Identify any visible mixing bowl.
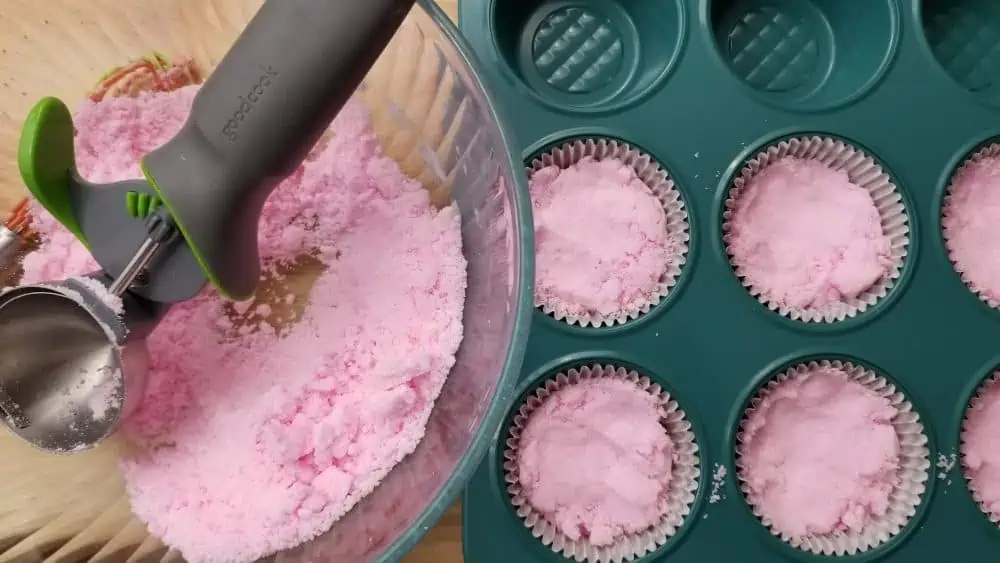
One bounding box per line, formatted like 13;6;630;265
0;0;533;560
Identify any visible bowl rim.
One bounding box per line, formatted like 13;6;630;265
376;1;534;561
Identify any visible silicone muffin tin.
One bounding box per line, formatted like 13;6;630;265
458;0;1000;561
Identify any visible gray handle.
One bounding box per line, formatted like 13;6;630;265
142;0;414;300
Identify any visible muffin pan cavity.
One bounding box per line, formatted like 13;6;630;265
490;0;685;111
708;0;900;111
921;0;1000;106
490;359;704;563
941;137;1000;311
733;357;931;558
720;134;912;325
526;136;691;329
461;1;1000;561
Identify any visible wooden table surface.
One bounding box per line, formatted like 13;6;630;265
401;4;466;563
403;504;463;563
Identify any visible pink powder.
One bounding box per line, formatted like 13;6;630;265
727;157;892;309
962;378;1000;520
70;275;124;316
516;378;673;546
740;367;900;537
22;87;467;562
529;157;675;319
943;156;1000;302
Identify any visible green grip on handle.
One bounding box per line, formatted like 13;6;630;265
16;97;209;305
17;97;89;248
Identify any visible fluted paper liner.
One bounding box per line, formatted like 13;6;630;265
960;371;1000;526
943;143;1000;309
503;364;700;562
722;136;910;323
736;360;930;556
528;138;690;327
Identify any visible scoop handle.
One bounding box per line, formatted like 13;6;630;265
141;0;414;300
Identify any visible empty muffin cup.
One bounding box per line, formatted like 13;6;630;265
735;359;930;556
960;370;1000;526
722;136;910;323
528;138;690;327
502;363;700;562
942;142;1000;309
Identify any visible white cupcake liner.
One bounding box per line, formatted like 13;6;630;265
503;363;700;562
722;136;910;323
735;359;930;556
942;143;1000;309
528;138;690;327
960;370;1000;526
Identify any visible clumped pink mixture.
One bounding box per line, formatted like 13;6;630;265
943;156;1000;302
529;157;675;320
22;86;467;563
962;377;1000;520
516;378;673;546
728;157;892;309
740;367;900;538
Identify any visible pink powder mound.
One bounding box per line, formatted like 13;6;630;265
530;157;676;320
516;377;673;546
740;367;901;538
727;157;892;309
943;156;1000;302
962;378;1000;520
22;87;467;563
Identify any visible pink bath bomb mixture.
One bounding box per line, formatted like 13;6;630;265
962;377;1000;520
740;366;901;538
943;156;1000;302
529;157;676;320
727;157;892;309
516;377;674;546
22;86;467;563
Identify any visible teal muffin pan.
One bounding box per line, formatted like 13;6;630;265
458;0;1000;561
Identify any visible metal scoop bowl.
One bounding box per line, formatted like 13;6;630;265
0;275;163;453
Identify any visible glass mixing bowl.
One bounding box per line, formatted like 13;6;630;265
0;0;533;560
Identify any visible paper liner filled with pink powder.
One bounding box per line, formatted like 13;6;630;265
942;143;1000;309
735;359;929;556
502;363;699;562
527;138;689;327
960;371;1000;526
722;136;910;323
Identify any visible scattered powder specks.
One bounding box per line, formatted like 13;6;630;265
709;463;727;504
727;157;892;309
23;86;467;563
85;368;121;422
529;157;676;321
937;452;957;481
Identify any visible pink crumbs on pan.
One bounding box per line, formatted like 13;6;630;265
22;86;467;563
727;157;893;309
943;155;1000;303
529;157;675;321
